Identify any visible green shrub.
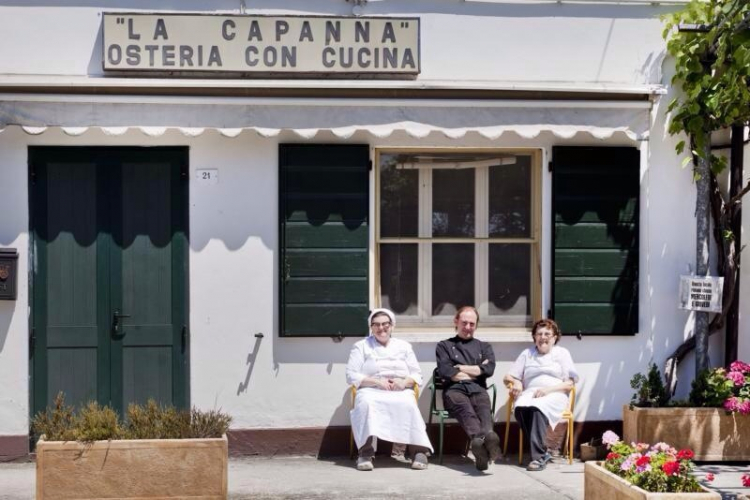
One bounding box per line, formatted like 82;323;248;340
689;368;734;407
74;401;122;442
31;392;77;442
31;393;231;442
630;363;669;408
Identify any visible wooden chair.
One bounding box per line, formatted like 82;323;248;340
503;383;576;465
348;383;420;458
428;367;497;464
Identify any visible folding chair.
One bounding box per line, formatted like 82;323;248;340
428;367;497;464
503;383;576;465
348;383;420;458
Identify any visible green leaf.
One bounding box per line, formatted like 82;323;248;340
676;140;686;154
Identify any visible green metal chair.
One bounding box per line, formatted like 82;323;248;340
428;367;497;464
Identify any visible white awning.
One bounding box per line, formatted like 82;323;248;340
0;94;651;140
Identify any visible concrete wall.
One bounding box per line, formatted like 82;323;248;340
0;0;675;87
0;114;707;435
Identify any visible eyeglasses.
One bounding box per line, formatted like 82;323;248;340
534;331;554;338
370;321;392;330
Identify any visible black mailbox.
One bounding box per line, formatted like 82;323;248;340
0;248;18;300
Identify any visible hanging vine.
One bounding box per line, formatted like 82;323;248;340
662;0;750;391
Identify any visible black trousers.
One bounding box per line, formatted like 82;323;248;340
514;406;550;461
443;389;493;438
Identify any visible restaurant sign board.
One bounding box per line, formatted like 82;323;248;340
103;13;420;76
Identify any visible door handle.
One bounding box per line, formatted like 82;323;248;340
112;309;131;336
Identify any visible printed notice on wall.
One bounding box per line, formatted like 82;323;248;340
678;275;723;313
102;13;420;76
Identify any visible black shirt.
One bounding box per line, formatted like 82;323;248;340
435;335;496;394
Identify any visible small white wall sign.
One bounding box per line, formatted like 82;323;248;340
678;275;723;313
196;169;219;185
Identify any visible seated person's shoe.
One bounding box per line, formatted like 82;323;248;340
356;457;374;471
484;431;501;462
471;437;490;471
411;452;429;470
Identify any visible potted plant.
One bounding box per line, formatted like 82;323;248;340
33;394;231;500
623;361;750;461
584;431;720;499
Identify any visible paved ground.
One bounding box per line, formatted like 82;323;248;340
1;455;748;499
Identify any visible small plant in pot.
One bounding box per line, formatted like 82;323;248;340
33;393;232;500
601;431;703;493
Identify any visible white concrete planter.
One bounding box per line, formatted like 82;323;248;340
623;406;750;461
584;462;720;500
36;434;228;500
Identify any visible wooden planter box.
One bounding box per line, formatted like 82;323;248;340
623;406;750;461
36;434;228;500
585;461;720;500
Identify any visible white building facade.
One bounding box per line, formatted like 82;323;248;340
0;0;747;458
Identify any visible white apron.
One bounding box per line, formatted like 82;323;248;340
350;388;433;451
510;345;578;430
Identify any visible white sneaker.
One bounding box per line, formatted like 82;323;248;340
357;457;374;471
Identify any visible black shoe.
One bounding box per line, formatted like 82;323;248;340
484;431;501;462
471;437;489;471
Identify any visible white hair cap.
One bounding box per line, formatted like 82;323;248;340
368;308;396;328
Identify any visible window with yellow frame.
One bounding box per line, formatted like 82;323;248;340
375;148;541;328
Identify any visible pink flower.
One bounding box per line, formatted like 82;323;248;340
602;430;619;447
635;442;650;453
727;370;745;387
739;400;750;415
705;473;715;482
729;360;750;374
724;397;740;412
742;474;750;487
651;442;672;452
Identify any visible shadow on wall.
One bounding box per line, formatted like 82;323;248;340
0;301;14;353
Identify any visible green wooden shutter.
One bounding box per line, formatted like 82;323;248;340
551;146;639;335
279;144;369;337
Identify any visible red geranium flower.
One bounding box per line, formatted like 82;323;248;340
742;474;750;487
661;461;679;476
705;473;715;482
676;449;694;460
636;455;651;467
606;452;620;461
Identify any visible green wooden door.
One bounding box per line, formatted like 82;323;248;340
30;148;189;417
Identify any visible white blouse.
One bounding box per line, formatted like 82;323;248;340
346;336;423;388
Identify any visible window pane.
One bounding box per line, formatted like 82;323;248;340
488;244;531;324
433;169;475;237
380;155;419;237
432;244;474;315
380;244;418;316
489;156;531;237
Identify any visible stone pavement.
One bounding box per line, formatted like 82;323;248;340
0;455;748;499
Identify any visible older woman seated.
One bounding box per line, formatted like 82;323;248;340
346;308;433;471
503;319;578;471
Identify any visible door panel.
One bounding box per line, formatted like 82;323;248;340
30;148;188;418
117;160;179;410
38;161;102;411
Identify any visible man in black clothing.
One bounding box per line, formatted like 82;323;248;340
435;306;501;471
